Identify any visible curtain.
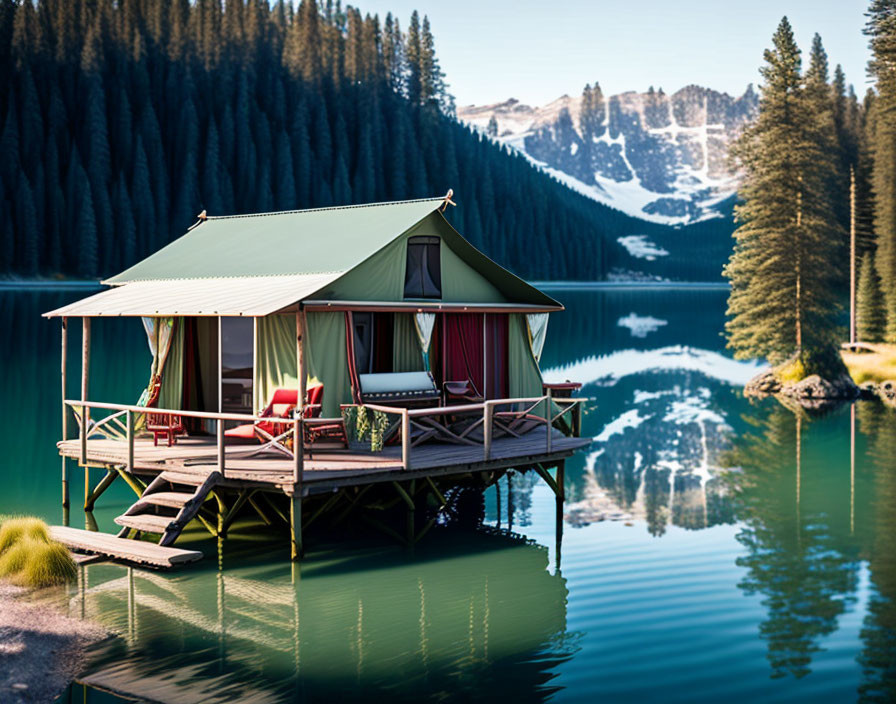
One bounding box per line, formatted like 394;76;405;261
526;313;549;363
256;314;298;413
444;313;484;397
485;314;509;399
393;313;425;372
138;317;183;410
414;312;436;370
305;312;353;417
508;314;543;406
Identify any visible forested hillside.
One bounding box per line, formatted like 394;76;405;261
0;0;705;283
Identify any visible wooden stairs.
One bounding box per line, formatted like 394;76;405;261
115;470;221;547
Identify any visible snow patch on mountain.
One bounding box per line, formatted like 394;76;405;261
458;85;757;225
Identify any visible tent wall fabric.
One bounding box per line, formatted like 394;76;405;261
305;312;353;417
485;314;509;399
255;314;298;413
393;314;425;373
508;314;544;401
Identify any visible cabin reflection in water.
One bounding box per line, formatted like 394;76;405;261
67;532;574;703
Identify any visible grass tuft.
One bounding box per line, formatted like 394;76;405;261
17;540;77;587
0;517;77;588
776;358;806;384
0;517;51;554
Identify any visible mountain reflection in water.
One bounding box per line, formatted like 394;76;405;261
1;288;894;702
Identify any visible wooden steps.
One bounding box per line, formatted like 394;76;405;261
115;470;221;546
134;491;196;509
49;526;202;568
115;514;177;534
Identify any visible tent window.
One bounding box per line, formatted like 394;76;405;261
353;312;375;374
404;236;441;299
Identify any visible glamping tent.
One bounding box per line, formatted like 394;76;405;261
45;194;562;434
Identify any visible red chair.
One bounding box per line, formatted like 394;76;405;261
225;385;324;458
144;375;186;446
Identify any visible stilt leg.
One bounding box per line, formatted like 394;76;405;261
62;457;69;511
555;461;565;572
290;494;303;560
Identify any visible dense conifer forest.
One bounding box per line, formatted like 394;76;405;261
0;0;709;282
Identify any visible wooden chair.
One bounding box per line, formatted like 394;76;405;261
144;376;186;446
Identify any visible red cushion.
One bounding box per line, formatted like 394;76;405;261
224;423;259;440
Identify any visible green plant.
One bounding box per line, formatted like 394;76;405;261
0;517;50;554
18;541;77;587
343;406;392;452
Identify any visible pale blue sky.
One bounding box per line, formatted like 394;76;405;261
353;0;873;106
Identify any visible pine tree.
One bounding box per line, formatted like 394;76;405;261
866;0;896;340
724;18;842;367
857;252;887;342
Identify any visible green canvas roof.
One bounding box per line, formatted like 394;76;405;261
87;195;561;312
105;198;446;284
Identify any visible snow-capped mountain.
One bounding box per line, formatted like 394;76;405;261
458;85;758;225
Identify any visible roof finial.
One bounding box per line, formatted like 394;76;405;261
440;189;456;212
198;209;207;221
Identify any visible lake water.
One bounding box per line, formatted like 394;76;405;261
1;286;894;703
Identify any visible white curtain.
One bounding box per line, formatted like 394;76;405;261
526;313;549;363
138;317;175;406
414;312;436;353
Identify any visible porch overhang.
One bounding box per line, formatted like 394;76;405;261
42;273;343;318
297;300;564;314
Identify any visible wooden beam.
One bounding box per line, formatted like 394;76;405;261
80;316;90;466
533;463;560;498
114;467;146;498
84;469;117;511
296;309;306;411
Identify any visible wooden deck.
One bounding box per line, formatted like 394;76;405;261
58;427;590;496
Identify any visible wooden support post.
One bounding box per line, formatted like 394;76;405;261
217;421;225;480
84;469;117;511
483;403;493;461
115;467;146;498
555;460;565;572
293;417;304;485
290;494;303;560
296;310;307;411
61;318;69;510
80;317;90;467
850;166;856;345
401;409;411;470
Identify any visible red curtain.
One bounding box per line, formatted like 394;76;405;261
485;314;508;399
444;313;484;398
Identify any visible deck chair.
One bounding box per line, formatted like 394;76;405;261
225;385;324;458
145;376;186;446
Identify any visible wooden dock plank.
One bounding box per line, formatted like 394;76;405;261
49;526;203;568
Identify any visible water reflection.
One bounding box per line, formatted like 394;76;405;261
69;532;576;703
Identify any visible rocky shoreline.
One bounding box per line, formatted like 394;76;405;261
0;582;108;703
745;366;896;410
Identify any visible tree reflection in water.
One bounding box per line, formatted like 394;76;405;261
723;401;861;680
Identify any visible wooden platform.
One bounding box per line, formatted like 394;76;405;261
58;428;590;496
49;526;203;568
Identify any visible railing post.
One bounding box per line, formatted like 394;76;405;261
483;402;493;461
217;421;225;479
545;389;553;454
126;410;134;474
80;403;87;466
293;416;304;484
401;409;411;470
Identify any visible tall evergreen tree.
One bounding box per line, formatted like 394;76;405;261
866;0;896;340
724;18;842;366
857;252;887;342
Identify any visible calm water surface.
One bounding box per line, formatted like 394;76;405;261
1;286;894;703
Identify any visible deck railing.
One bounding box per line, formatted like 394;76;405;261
64;400;304;484
64;393;587;475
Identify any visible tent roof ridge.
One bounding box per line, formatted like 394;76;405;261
102;271;345;285
204;196;445;221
